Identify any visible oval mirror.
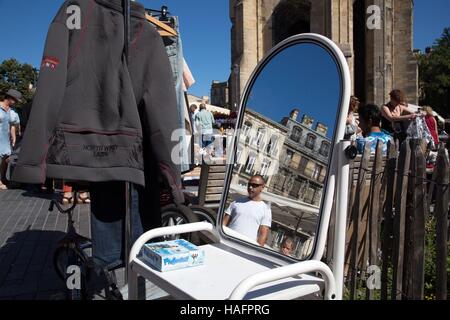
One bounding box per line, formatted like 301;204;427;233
219;34;349;261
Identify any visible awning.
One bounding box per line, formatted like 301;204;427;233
188;94;230;116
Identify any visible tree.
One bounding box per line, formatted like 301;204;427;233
419;28;450;118
0;58;39;108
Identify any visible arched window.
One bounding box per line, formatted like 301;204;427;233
290;126;302;143
319;142;330;157
305;134;316;150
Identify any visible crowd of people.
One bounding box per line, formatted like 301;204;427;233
346;89;444;168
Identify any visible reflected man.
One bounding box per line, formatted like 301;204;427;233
223;175;272;246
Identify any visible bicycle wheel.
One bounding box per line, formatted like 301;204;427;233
160;204;201;244
189;206;219;244
189;205;217;225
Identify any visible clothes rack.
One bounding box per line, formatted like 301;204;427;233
145;6;178;37
123;0;132;287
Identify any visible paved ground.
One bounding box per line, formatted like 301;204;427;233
0;187;173;300
0;188;93;300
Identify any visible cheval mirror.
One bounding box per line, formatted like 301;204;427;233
219;34;349;263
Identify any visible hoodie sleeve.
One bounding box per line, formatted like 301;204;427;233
13;21;69;184
142;32;184;203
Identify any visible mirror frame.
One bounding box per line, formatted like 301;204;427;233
216;33;351;263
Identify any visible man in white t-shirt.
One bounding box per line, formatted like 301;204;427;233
223;175;272;246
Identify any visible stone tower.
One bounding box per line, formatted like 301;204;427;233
229;0;418;110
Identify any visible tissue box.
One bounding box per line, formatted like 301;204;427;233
140;239;205;272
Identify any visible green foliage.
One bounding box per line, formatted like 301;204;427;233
0;58;38;108
419;27;450;118
344;214;448;300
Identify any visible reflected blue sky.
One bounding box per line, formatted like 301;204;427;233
245;43;341;138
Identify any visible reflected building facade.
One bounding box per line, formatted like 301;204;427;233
230;108;331;259
270;109;331;207
231;108;287;188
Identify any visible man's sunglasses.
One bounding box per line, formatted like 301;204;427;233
248;183;264;188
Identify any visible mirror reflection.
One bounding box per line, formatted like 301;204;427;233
222;42;341;259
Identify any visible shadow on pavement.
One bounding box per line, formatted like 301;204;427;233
0;229;107;300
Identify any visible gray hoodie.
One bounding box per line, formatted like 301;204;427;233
13;0;181;193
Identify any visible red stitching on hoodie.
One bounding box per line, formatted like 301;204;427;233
131;21;144;50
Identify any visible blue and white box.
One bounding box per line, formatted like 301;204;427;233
141;239;205;272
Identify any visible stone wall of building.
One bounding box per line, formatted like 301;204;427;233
229;0;418;110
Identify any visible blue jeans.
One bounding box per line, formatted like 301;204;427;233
90;181;161;270
164;17;190;173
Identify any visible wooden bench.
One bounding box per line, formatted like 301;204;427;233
197;163;227;210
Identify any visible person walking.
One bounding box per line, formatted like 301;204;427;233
195;103;215;150
0;89;22;189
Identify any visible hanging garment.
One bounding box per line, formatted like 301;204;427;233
162;16;191;173
425;115;439;147
407;116;436;149
12;0;181;192
183;58;196;92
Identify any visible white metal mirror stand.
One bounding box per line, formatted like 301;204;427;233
125;144;350;300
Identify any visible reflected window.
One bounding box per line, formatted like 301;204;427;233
283;149;294;166
254;128;266;148
312;164;323;180
235;147;243;167
319;142;330;157
304;185;320;205
244;154;257;174
289;179;302;198
290;126;302;143
260;160;271;177
242;121;253;140
298;157;309;175
305;134;316;149
274;173;286;191
266;135;279;155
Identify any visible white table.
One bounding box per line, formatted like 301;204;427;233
128;222;336;300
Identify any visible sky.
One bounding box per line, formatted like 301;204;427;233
247;43;340;138
0;0;448;99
